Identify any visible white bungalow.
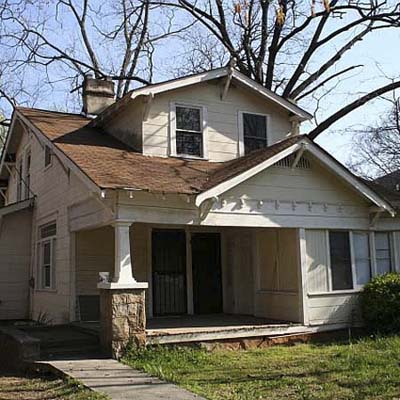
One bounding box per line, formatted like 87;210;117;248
0;67;398;354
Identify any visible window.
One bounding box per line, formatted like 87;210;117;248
241;112;268;154
353;232;371;286
37;222;56;290
375;232;392;275
24;150;31;200
45;145;52;167
174;105;204;157
16;159;23;202
329;231;353;290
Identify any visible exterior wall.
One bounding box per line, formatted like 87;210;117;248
104;100;144;151
6;127;98;324
140;82;293;161
0;209;32;319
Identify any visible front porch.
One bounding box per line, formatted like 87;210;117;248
72;221;308;355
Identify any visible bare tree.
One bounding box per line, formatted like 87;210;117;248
157;0;400;139
0;0;189;115
350;94;400;178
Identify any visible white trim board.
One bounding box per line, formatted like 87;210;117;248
195;139;396;217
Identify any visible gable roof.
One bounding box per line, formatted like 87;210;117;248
5;107;396;217
93;67;312;127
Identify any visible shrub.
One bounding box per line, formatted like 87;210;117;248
360;272;400;333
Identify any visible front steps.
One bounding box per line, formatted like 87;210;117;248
21;325;101;360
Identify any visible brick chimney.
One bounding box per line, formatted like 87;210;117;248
82;74;115;116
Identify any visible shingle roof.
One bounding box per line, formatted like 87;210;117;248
17;107;304;194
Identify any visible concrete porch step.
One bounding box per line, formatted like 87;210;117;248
146;323;307;345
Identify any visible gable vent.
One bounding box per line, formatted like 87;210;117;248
273;154;311;169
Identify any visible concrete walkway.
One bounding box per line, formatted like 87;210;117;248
43;358;205;400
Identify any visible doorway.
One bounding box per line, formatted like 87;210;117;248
152;229;187;315
191;232;223;314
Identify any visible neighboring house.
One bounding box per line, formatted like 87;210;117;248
0;67;398;339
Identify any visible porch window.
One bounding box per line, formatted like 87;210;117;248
353;232;371;287
241;112;268;154
329;231;353;290
37;222;57;290
375;232;392;275
173;105;205;158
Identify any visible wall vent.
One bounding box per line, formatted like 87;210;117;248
273;154;311;169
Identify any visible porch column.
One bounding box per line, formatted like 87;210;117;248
298;228;309;325
98;221;148;359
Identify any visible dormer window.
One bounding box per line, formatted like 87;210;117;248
170;103;208;159
239;112;269;155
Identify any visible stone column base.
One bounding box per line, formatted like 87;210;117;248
99;287;147;359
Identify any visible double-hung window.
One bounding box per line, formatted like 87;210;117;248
240;112;268;154
353;232;372;287
375;232;392;275
37;222;57;290
172;105;205;158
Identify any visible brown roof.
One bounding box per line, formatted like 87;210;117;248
16;107;305;194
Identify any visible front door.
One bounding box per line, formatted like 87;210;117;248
191;233;223;314
152;229;187;316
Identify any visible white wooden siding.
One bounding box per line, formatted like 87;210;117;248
105;100;144;151
141;82;293;161
0;209;32;319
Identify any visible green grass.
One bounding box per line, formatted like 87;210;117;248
0;370;108;399
123;335;400;400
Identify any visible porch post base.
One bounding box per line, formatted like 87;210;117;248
99;286;147;359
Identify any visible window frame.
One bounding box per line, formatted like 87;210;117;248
37;221;57;291
238;110;270;156
44;145;52;169
374;231;394;275
169;102;208;159
309;229;396;296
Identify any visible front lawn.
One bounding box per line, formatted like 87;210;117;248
0;370;107;400
124;335;400;400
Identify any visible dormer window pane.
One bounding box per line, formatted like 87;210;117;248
175;106;203;157
243;113;267;154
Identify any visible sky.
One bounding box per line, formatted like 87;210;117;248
1;2;399;170
310;27;400;166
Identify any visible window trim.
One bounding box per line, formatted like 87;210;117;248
37;221;57;291
238;110;270;156
169;102;208;159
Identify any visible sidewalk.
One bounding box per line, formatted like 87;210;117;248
41;358;205;400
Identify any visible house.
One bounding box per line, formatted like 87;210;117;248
0;67;398;355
